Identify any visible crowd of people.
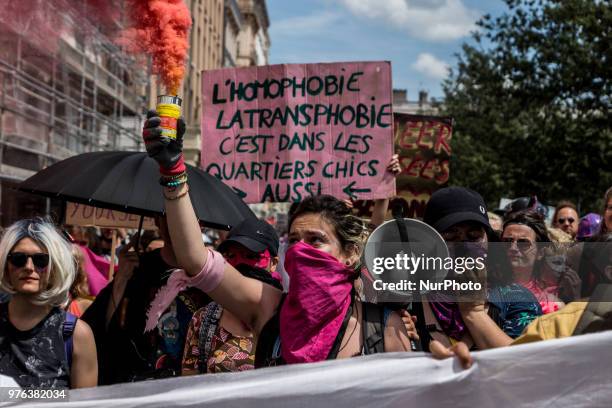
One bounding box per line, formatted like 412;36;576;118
0;111;610;390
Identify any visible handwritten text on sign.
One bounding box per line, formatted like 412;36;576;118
352;114;452;219
395;113;452;218
201;61;396;203
65;202;157;230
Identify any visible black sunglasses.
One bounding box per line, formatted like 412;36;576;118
7;252;50;269
557;217;575;225
502;238;534;252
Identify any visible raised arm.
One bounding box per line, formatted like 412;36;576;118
370;154;401;228
370;199;389;229
143;111;281;333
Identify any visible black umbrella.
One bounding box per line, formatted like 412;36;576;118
18;151;255;230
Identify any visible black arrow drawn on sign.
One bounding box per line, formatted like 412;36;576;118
343;181;371;200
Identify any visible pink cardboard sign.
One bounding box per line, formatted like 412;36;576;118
201;61;395;203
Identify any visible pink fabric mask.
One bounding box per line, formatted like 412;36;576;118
280;241;355;364
226;248;271;270
225;247;282;283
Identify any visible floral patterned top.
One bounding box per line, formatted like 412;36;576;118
487;283;543;338
182;304;255;374
522;279;564;315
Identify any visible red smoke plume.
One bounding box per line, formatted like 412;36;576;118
0;0;191;94
0;0;66;54
124;0;192;95
0;0;122;57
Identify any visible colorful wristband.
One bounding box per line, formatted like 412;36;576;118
159;172;188;187
160;155;186;177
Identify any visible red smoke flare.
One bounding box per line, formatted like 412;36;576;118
124;0;192;95
0;0;124;59
0;0;66;54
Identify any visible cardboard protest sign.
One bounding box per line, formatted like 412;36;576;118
394;113;452;217
352;113;452;219
201;61;395;203
65;202;157;229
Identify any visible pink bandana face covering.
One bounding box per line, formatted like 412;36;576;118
225;247;283;283
280;242;356;364
224;247;272;270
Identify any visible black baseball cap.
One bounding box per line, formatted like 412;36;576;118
424;187;492;233
503;196;548;219
218;218;279;256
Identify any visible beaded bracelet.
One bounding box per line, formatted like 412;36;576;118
159;173;188;187
160;179;187;187
165;179;187;187
161;172;187;181
163;185;189;201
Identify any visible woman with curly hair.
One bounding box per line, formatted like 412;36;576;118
142;112;412;367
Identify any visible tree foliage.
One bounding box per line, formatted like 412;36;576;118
444;0;611;212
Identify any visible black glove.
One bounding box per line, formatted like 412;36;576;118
142;110;186;174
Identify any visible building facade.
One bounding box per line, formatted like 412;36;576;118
236;0;270;67
392;89;443;115
0;0;270;225
223;0;244;67
0;1;148;226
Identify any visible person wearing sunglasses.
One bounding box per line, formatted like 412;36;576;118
502;210;572;314
0;218;97;389
552;200;580;239
437;231;612;369
422;188;542;354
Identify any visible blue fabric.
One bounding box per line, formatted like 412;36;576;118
488;283;543;338
383;307;392;327
63;312;78;369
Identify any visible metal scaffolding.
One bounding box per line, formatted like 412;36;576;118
0;0;151;225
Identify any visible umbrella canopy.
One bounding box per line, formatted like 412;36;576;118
18;151;255;230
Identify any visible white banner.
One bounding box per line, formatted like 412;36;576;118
17;331;612;408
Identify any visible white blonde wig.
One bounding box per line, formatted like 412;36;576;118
0;218;76;306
